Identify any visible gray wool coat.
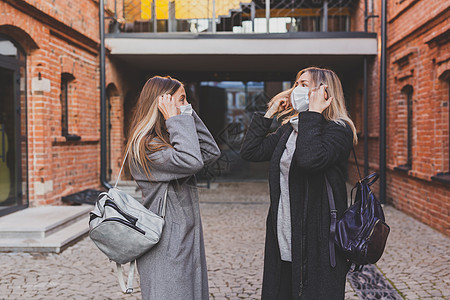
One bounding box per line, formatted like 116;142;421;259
130;111;220;300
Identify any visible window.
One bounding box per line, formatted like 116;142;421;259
447;79;449;173
60;73;79;140
432;78;450;183
406;86;413;168
236;92;246;108
395;85;413;171
227;92;234;108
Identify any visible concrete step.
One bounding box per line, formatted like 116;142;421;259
0;217;90;253
0;205;92;239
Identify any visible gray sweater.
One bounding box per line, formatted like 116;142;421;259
277;116;299;262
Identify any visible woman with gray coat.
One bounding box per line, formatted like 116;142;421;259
241;67;358;299
126;76;221;300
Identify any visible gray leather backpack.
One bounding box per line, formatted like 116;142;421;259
89;149;168;293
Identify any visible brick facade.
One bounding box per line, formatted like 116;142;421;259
349;0;449;235
0;0;128;206
1;0;448;235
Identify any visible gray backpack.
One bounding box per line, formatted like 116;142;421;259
89;149;168;293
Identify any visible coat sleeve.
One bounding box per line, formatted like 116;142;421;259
146;114;205;181
240;112;285;162
293;111;353;172
192;110;221;166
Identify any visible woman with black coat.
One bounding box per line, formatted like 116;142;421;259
241;67;358;299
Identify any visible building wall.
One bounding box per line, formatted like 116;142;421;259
0;0;127;206
349;0;449;235
385;0;449;234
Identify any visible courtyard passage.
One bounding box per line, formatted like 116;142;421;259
0;182;449;299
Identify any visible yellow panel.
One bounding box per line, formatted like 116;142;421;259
141;0;152;19
156;0;169;19
0;124;10;203
175;0;210;19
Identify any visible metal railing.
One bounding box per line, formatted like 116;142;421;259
117;0;356;34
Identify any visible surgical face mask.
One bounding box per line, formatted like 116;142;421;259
179;103;193;115
290;86;309;112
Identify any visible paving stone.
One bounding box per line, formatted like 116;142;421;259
0;182;448;299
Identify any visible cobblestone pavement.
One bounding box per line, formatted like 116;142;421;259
0;182;448;299
375;205;449;299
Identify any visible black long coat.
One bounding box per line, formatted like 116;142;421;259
240;112;353;300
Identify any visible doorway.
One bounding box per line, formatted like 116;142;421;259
0;36;28;216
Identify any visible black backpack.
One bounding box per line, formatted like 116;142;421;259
325;149;390;271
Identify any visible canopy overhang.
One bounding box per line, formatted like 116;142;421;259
106;32;377;79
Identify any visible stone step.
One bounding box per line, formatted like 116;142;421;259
0;205;92;239
0;217;90;253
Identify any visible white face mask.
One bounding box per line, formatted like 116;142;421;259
290;86;309;112
179;103;193;115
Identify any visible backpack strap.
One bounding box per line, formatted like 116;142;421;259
352;147;362;180
115;147;130;188
324;176;337;268
116;147;169;219
116;260;136;294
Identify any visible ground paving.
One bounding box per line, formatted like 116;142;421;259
0;182;448;299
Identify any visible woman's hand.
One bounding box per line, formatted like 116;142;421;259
309;85;333;114
265;88;292;118
158;94;178;120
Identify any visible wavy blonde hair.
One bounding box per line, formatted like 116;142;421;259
276;67;357;145
125;76;182;179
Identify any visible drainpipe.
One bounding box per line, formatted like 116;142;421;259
379;0;387;203
363;57;369;176
99;0;112;189
363;0;369;176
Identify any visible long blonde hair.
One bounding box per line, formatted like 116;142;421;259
277;67;358;145
125;76;182;179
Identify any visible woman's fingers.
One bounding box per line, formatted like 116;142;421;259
158;94;178;120
309;86;332;113
265;89;293;118
280;97;290;109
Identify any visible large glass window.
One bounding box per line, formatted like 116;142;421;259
197;81;282;181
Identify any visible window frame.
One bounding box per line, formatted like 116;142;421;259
60;73;80;141
431;77;450;184
394;85;414;172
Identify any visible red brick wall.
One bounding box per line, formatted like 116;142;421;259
385;0;449;234
1;0;127;206
349;0;449;235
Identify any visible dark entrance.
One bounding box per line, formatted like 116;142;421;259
0;36;28;216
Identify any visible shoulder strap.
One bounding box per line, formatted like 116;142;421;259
115;147;130;188
116;147;169;218
116;260;136;294
324;176;337;268
352;147;362;180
